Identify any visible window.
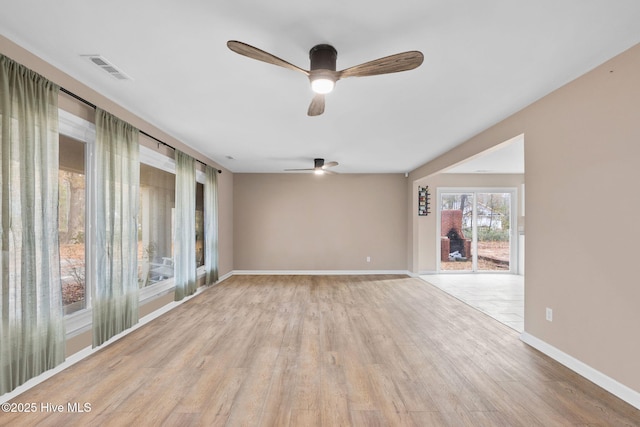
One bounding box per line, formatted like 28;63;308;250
196;182;205;268
59;135;87;315
58;114;208;320
58;110;94;319
137;147;207;290
58;111;210;334
138;162;176;287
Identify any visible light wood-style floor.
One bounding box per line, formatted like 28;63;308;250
4;275;639;426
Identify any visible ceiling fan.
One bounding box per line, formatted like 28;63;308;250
227;40;424;116
285;158;339;175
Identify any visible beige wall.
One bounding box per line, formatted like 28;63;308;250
409;43;640;393
234;173;407;271
416;173;524;272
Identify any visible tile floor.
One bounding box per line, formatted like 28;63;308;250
420;274;524;332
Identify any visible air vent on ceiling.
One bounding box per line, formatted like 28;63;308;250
82;54;133;81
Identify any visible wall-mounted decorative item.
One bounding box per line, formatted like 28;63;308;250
418;186;430;216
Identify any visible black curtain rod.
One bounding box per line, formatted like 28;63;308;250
60;87;221;173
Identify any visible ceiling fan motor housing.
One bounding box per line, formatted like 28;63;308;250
309;44;337;71
226;40;423;116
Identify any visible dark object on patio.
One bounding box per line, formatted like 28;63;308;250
441;210;471;262
447;229;466;257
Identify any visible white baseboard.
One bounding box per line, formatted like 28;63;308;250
520;332;640;410
232;269;411;276
217;271;233;282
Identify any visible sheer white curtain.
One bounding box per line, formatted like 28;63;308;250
0;55;65;395
93;108;140;347
174;150;196;301
204;165;219;285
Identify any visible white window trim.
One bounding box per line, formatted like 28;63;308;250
139;145;205;184
59;109;96;142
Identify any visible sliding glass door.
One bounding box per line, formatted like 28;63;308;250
439;189;515;273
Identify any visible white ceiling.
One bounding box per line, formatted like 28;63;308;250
1;1;639;173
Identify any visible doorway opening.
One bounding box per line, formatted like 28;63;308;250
417;134;525;331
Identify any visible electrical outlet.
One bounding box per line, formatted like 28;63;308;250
546;308;553;322
366;256;371;263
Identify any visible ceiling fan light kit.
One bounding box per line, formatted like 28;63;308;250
310;72;336;94
227;40;423;116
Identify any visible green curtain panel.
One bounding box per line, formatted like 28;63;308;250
174;150;196;301
93;108;140;348
0;55;65;395
204;165;219;285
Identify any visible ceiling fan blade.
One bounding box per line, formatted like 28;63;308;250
323;161;338;168
307;94;325;116
338;51;424;79
227;40;309;76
